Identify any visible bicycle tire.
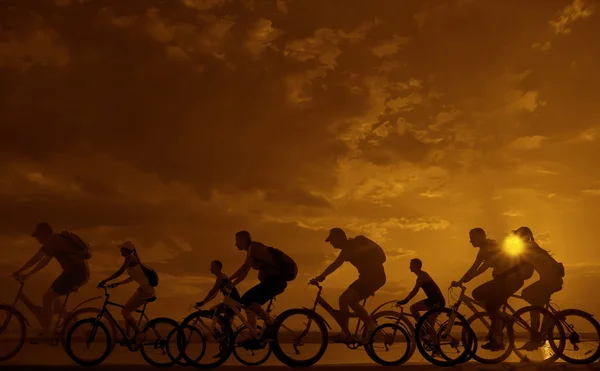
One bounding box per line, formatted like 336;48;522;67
139;317;181;367
512;305;565;364
364;310;417;360
367;323;412;366
177;310;234;369
166;324;200;366
555;308;600;364
466;311;515;364
65;318;112;366
60;307;117;353
232;325;272;366
414;307;474;367
270;308;329;368
438;319;475;365
0;305;26;362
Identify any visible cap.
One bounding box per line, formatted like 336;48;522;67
31;222;53;237
512;226;533;238
325;227;346;242
117;241;136;251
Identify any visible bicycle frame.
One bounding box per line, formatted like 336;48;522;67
305;283;365;334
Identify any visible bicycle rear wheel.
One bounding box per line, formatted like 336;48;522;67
512;305;565;364
0;305;26;362
177;310;233;369
555;309;600;364
271;308;329;368
139;317;181;367
65;318;112;366
367;323;412;365
415;307;474;367
232;325;272;366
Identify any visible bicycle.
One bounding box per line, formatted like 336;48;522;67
170;296;277;367
271;281;412;367
0;277;110;362
505;294;600;364
64;284;180;367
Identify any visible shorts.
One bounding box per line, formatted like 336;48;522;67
521;277;563;306
51;270;89;296
349;270;387;300
423;297;445;309
124;285;155;312
472;274;524;312
240;277;287;307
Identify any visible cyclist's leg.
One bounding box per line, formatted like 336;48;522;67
39;273;72;339
123;285;154;341
240;280;286;338
342;275;384;338
522;277;562;341
410;300;430;320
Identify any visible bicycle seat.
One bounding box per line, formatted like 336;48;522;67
147;296;157;303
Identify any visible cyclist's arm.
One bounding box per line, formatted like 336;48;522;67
13;250;48;275
199;278;221;304
100;259;129;284
24;255;53;277
458;253;486;284
116;277;134;285
402;277;423;302
316;253;345;281
230;248;253;284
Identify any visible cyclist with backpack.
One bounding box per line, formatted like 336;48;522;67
310;227;387;344
98;241;157;345
12;222;91;343
511;226;565;350
230;230;297;348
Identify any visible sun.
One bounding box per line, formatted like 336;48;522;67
503;235;525;256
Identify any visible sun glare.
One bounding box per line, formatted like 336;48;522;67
503;235;524;256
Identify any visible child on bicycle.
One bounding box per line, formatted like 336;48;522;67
397;258;445;318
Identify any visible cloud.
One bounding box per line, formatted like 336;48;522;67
181;0;227;11
549;0;594;35
0;25;70;70
245;18;282;57
581;189;600;196
98;7;138;28
501;211;526;217
509;135;548;150
531;41;551;51
372;35;411;58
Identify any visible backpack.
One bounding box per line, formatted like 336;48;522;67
266;246;298;282
352;235;387;265
141;264;159;287
60;231;92;260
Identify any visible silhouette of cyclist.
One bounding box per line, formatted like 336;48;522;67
511;226;565;350
196;260;241;322
230;231;287;348
397;258;445;319
452;228;532;351
12;222;90;343
311;227;387;344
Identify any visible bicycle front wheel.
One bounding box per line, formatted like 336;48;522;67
554;309;600;364
512;305;565;364
0;305;26;362
466;311;515;364
367;323;412;365
60;307;117;353
139;317;181;367
177;310;233;369
65;318;112;366
415;307;474;367
271;308;328;368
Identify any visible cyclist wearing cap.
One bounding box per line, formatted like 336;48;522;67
311;227;387;343
452;228;531;351
511;226;565;350
397;258;445;318
98;241;154;345
12;222;90;342
229;231;287;348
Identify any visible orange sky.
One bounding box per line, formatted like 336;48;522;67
1;0;599;324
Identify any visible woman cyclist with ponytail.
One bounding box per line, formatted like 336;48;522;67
98;241;155;346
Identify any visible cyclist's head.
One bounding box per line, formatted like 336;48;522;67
469;228;487;247
31;222;53;244
117;241;135;257
211;260;223;274
410;258;423;272
325;227;347;249
235;230;252;251
513;226;534;243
